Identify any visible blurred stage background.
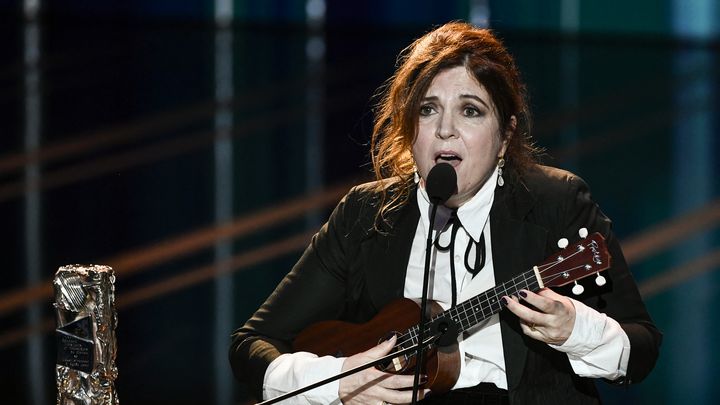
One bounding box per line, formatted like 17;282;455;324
0;0;718;403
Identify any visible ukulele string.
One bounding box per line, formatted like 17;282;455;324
534;241;593;275
391;241;597;352
393;269;540;351
539;264;595;284
533;240;601;286
393;255;566;350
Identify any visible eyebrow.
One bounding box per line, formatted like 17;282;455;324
422;94;491;110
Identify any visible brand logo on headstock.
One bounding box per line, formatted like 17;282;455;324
589;240;603;265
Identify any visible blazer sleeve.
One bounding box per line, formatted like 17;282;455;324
556;174;662;384
228;187;365;400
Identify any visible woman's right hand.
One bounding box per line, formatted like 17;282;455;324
338;335;431;405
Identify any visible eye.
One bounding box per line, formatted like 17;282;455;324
419;104;436;116
463;105;483;117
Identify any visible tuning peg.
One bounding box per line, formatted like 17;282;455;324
578;228;588;238
557;238;569;249
595;273;606;286
572;281;584;295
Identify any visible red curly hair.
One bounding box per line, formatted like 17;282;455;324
370;21;537;226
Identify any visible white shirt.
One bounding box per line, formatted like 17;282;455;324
405;167;507;389
262;169;631;403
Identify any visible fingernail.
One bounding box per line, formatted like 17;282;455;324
519;290;527;298
501;297;508;306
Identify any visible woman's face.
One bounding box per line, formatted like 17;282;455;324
412;66;509;207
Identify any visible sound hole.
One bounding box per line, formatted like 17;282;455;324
375;331;410;373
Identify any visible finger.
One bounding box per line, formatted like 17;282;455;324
526;290;576;326
366;334;397;358
379;386;432;404
518;289;558;314
502;295;543;326
380;373;427;390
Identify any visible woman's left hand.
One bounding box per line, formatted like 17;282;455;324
503;288;575;345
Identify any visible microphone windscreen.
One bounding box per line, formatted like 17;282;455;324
425;163;457;204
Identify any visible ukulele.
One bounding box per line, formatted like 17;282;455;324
293;229;611;394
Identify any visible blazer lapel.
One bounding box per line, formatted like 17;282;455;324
490;171;549;390
361;188;421;311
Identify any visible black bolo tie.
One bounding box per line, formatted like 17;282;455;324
433;210;486;307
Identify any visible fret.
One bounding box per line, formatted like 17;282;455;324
396;232;609;358
451;307;466;331
481;290;494;315
470;300;480;324
424;247;590;334
408;327;417;346
455;306;468;330
429;268;539;335
501;281;510;297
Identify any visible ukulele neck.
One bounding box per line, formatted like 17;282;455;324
400;233;609;348
404;268;541;344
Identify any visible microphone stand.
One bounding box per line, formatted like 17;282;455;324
260;163;455;405
256;333;441;405
258;200;446;405
411;199;441;404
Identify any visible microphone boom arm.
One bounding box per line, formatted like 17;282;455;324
256;333;441;405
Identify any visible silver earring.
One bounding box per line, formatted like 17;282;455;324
497;157;505;187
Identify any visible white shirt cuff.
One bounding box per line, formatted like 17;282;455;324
263;352;345;404
549;298;631;380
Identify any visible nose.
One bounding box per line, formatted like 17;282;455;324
436;111;456;140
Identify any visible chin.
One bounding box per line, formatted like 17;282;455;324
444;195;463;208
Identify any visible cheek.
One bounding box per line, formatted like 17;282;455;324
411;132;433;166
411;143;429;177
462;135;501;175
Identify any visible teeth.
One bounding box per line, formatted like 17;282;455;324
437;154;460;161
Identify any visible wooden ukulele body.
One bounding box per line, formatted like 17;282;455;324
293;298;461;393
292;232;611;396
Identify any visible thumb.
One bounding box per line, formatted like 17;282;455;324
365;334;397;358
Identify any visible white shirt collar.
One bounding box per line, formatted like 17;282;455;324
417;166;498;242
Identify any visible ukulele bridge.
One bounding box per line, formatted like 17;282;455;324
376;331;413;373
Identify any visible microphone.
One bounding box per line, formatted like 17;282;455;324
425;162;457;204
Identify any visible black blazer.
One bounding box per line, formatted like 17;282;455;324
230;165;661;404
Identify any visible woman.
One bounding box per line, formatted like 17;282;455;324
230;21;661;404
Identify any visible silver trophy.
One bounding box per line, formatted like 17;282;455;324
54;264;119;405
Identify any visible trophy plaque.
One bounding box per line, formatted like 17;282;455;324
54;264;118;405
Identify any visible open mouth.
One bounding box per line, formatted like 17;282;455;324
435;152;462;165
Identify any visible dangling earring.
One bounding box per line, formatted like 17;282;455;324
497;156;505;187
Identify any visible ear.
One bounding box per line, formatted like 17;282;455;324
500;115;517;157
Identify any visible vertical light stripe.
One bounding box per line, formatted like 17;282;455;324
560;0;580;33
306;0;326;28
305;1;326;229
215;0;233;27
672;0;718;40
469;0;491;28
669;47;714;403
213;26;234;405
24;0;40;19
559;0;579;170
24;16;47;405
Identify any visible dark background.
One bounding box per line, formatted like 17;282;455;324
0;0;718;403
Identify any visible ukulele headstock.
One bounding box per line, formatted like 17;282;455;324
536;228;611;295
